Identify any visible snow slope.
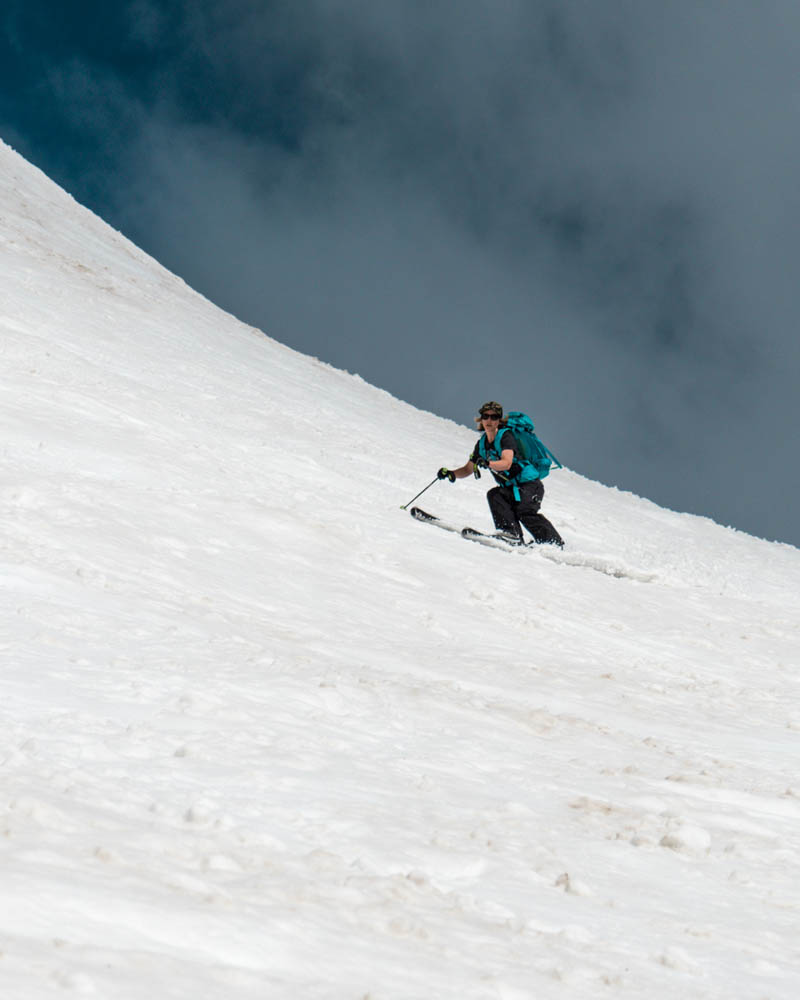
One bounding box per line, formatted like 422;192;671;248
1;137;799;999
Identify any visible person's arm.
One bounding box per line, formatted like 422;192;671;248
436;459;473;482
450;459;475;479
491;448;515;473
450;444;513;478
486;430;516;473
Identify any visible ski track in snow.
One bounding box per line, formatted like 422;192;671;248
2;138;800;998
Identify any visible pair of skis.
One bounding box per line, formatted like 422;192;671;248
410;506;657;583
409;507;527;551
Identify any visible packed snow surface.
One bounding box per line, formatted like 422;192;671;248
1;138;799;999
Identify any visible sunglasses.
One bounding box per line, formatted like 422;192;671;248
481;413;501;421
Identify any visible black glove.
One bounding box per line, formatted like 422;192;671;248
437;467;456;483
473;456;489;470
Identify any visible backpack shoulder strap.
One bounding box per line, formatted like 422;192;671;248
477;432;499;460
484;431;511;460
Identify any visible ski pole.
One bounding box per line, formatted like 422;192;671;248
400;476;440;510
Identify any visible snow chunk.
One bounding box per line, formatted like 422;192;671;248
660;823;712;854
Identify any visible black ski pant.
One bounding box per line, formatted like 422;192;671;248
487;480;564;546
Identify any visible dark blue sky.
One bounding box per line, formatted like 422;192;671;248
3;0;800;546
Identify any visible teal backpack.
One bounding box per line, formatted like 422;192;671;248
477;411;562;495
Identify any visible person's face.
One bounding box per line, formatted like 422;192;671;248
481;411;501;430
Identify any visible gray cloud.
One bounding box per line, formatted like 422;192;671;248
30;0;800;543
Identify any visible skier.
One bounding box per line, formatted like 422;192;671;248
437;401;564;546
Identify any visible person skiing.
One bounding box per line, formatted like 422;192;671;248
437;401;564;546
